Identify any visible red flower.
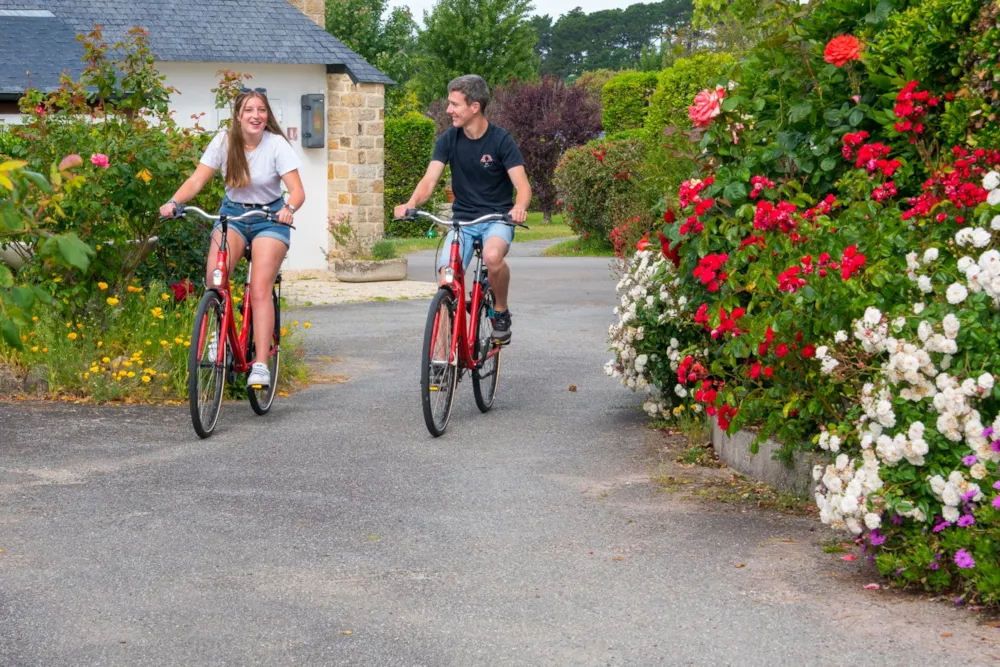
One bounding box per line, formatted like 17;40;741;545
171;279;195;302
801;344;816;359
658;231;681;268
636;235;650;251
824;35;862;68
775;344;789;358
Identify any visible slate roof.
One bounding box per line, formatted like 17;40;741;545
0;13;84;95
0;0;392;94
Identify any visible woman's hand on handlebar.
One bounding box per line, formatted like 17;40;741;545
159;201;178;218
276;206;295;226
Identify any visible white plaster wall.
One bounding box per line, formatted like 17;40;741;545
158;62;329;270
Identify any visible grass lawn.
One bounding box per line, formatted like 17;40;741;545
386;212;575;255
541;235;615;257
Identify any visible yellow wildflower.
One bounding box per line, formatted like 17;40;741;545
77;323;83;329
280;327;288;337
127;371;136;378
42;347;48;353
141;375;151;383
97;341;103;348
304;322;311;329
150;307;163;319
123;361;133;368
127;285;143;293
102;357;110;363
183;341;191;347
174;337;183;344
67;332;78;340
145;340;151;346
95;244;102;251
160;340;168;346
107;297;120;306
30;346;39;353
292;320;299;326
136;168;152;183
161;293;170;301
84;372;90;379
20;335;27;343
98;282;108;291
90;366;99;373
32;316;38;322
65;322;72;328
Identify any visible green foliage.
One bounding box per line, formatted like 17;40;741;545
539;1;694;79
553;136;652;248
412;0;538;106
384;112;436;237
602;71;658;134
369;239;398;260
572;69;624;101
325;0;418;115
867;0;982;86
645;52;733;137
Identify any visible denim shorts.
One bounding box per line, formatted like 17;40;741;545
437;221;514;270
215;196;291;247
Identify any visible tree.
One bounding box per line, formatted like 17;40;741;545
326;0;419;115
412;0;538;106
530;14;553;64
488;77;603;222
541;1;694;79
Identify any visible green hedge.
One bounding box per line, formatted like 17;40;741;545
601;71;658;135
384;112;436;237
644;53;733;138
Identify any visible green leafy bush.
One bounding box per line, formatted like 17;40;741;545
369;239;398;260
601;71;658;135
553;136;652;249
384;111;436;237
644;52;733;138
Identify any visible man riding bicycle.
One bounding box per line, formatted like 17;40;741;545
394;74;531;345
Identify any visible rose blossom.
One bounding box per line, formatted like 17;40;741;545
688;87;725;128
90;153;110;169
824;35;862;68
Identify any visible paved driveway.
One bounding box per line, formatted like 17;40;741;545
0;246;995;666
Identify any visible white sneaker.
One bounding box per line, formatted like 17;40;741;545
207;332;218;363
247;362;270;389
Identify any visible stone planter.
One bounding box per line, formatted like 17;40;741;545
332;257;407;283
710;420;820;497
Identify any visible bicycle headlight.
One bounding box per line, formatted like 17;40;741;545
443;267;454;284
212;269;223;286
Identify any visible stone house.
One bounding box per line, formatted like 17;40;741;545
0;0;390;270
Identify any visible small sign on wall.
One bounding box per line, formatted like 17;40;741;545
301;94;325;148
287;127;298;141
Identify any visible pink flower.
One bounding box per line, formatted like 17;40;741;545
90;153;110;169
688;87;725;128
34;104;45;115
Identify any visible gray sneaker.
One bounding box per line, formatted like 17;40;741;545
247;362;270;389
491;310;511;345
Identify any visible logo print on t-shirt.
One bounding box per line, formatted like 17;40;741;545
480;154;494;168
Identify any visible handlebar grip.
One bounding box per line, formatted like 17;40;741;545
406;208;417;219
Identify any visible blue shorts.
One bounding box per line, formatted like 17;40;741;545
215;196;291;247
437;221;514;270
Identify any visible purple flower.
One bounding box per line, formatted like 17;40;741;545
963;454;978;466
954;549;976;569
929;562;940;570
962;489;979;503
991;440;1000;452
984;426;995;439
993;495;1000;509
870;530;887;546
894;567;903;574
890;513;904;526
994;480;1000;491
958;514;976;527
933;520;951;533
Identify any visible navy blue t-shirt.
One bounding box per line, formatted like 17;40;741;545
432;124;525;221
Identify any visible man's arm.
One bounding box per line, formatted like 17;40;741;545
507;165;531;223
393;161;446;218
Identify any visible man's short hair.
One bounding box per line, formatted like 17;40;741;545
448;75;490;112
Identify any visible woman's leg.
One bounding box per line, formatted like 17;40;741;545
247;237;288;365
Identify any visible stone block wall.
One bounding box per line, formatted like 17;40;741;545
286;0;325;28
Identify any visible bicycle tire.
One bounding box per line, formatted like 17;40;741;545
247;287;280;415
472;287;501;412
188;290;227;438
421;288;458;436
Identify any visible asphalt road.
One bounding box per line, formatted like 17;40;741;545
0;244;996;666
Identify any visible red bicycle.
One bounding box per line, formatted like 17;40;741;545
399;209;525;436
171;205;284;438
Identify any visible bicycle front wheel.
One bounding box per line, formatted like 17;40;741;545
188;290;227;438
472;288;501;412
247;287;280;415
421;288;458;437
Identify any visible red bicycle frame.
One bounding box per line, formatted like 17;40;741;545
437;232;501;372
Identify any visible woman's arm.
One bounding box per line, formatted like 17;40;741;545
159;164;216;217
277;169;305;226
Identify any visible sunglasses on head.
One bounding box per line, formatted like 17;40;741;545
239;87;267;94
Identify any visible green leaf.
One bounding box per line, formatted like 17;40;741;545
723;181;748;204
848;108;864;127
820;157;837;172
0;319;21;350
22;170;52;194
789;102;813;124
41;233;94;271
11;286;35;311
722;95;745;112
0;264;12;288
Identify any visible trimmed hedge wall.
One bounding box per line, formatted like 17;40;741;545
384;112;436;237
601;71;658;135
644;53;733;139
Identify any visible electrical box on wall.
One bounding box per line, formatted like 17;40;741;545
300;94;325;148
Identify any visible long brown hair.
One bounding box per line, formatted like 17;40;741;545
225;90;289;189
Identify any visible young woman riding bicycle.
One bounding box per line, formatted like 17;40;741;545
159;88;304;389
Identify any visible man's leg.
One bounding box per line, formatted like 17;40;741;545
483;232;513;344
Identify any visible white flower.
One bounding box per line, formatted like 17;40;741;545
913;302;925;315
946;282;968;304
917;275;933;293
942;313;960;339
942;505;960;522
992;215;1000;231
970;463;987;480
834;330;848;343
863;307;882;327
821;357;840;375
984;171;1000;191
972;228;992;248
923;247;939;263
917;321;933;342
979;373;995;392
989;188;1000;206
815;345;829;360
864;512;881;530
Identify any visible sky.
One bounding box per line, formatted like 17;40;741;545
387;0;629;24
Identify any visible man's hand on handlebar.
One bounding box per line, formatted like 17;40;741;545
393;203;413;220
508;206;527;224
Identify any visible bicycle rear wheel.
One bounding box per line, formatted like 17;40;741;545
472;287;501;412
188;290;227;438
247;287;280;415
421;288;458;436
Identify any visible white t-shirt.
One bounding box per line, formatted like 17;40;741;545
200;130;301;204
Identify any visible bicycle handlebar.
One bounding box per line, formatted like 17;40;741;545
394;209;529;229
168;204;279;224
